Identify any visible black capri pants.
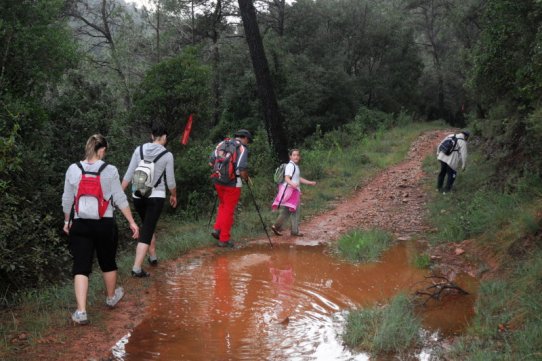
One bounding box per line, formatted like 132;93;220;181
133;197;165;245
69;218;118;277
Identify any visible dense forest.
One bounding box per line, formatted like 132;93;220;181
1;0;541;300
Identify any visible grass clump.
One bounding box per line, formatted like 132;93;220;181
412;253;431;269
343;293;421;354
448;255;542;360
337;228;393;263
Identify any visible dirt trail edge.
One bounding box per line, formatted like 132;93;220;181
14;130;452;361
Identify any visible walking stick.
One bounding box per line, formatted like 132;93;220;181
208;192;218;227
245;178;274;247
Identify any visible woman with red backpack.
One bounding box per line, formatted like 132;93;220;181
62;134;139;325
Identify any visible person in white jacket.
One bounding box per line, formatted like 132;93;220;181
437;130;470;193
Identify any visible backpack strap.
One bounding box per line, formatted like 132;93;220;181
289;161;296;177
232;140;243;174
139;144;169;164
452;135;459;152
152;149;170;187
154;170;165;188
76;161;108;175
153;149;169;163
76;162;85;173
97;162;108;174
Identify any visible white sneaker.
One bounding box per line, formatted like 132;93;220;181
106;287;124;308
71;310;89;325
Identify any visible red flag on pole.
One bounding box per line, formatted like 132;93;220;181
181;114;193;145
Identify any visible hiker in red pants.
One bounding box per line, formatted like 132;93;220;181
209;129;252;247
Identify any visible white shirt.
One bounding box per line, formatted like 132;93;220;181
284;161;301;189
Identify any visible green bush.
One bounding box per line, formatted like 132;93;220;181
412;253;431;269
337;229;393;263
0;124;72;302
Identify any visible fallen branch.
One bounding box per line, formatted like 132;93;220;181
414;274;469;305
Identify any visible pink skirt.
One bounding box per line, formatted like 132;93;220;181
272;184;300;212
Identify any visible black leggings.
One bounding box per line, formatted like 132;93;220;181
437;161;457;192
133;197;165;245
69;218;118;276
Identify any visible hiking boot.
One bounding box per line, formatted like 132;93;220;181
217;240;235;248
291;232;304;237
131;269;150;278
271;225;282;236
71;310;89;325
106;287;124;308
211;229;220;240
147;256;158;266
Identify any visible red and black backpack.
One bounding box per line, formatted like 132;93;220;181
210;138;241;184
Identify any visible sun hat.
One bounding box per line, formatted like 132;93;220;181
234;129;253;143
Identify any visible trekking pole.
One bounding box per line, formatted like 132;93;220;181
245;178;274;247
208;192;218;227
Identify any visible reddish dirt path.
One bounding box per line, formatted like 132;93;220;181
11;130;452;361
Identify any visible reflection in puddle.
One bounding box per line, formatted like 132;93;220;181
112;243;477;360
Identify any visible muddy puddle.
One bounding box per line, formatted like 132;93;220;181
112;242;477;360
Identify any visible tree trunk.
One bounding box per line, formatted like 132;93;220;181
156;1;161;63
191;1;196;45
275;0;285;37
100;0;132;109
211;0;222;127
237;0;289;162
211;38;220;127
421;0;445;119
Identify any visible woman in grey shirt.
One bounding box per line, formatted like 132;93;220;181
62;134;139;325
122;124;177;277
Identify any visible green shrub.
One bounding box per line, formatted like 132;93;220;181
412;253;431;269
343;294;421;354
337;229;393;263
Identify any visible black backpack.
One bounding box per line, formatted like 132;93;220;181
439;135;458;156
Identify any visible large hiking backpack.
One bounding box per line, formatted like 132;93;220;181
74;162;110;219
210;138;240;184
132;145;169;197
273;161;296;184
438;135;458;156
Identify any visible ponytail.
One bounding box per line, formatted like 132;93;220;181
84;134;108;159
